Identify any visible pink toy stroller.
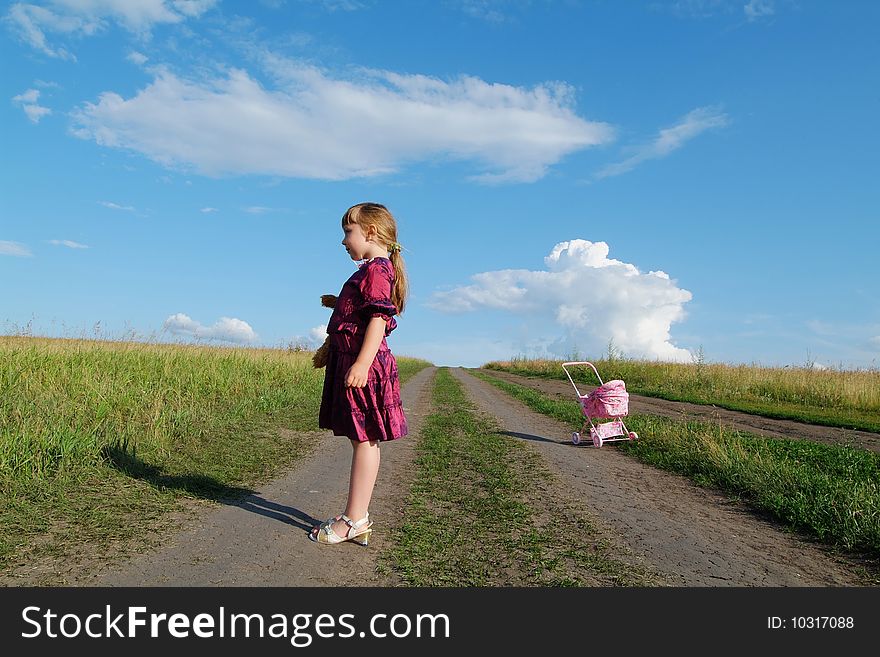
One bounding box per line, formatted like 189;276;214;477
562;362;639;447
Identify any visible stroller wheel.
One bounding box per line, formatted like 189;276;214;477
593;434;603;448
628;431;639;441
572;432;581;445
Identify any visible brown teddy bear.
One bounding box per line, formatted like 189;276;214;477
312;294;337;368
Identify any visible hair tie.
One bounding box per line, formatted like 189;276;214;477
389;241;402;253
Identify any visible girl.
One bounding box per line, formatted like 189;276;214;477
310;202;409;546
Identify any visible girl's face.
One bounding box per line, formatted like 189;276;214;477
341;221;370;261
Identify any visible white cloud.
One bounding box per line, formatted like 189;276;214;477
49;239;89;248
13;88;40;103
869;336;880;350
22;103;52;122
70;58;614;183
1;240;34;257
285;324;327;350
309;324;327;344
429;239;693;362
200;206;218;213
163;313;257;343
172;0;217;18
5;0;217;58
4;4;77;59
127;50;148;65
12;88;51;123
595;106;728;179
744;0;774;21
99;200;135;211
244;206;274;214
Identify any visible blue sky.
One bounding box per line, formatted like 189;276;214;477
2;0;878;369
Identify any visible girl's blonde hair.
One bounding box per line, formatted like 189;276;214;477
342;202;409;314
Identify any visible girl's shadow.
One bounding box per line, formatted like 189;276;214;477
103;445;319;533
233;494;318;532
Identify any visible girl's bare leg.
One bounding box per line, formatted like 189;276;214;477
312;439;380;538
343;438;379;521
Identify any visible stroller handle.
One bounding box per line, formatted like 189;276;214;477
561;361;603;397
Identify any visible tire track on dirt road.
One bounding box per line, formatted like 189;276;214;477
86;366;436;587
452;368;866;586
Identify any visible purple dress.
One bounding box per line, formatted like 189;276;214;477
318;257;408;442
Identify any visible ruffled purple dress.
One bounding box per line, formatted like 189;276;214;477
318;257;408;443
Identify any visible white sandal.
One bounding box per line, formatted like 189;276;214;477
310;513;372;545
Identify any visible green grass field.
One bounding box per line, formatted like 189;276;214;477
6;336;878;583
0;335;430;573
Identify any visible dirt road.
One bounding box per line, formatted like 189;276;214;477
83;366;436;587
453;368;872;586
26;364;874;587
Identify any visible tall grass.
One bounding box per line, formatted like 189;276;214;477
483;356;880;432
0;335;431;574
1;336;324;482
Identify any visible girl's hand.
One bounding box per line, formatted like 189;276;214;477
345;362;370;388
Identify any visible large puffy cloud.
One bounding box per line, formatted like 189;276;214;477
70;59;614;183
429;239;693;362
163;313;257;344
5;1;217;58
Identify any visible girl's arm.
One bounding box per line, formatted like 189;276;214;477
345;316;388;388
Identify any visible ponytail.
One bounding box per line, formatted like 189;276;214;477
389;248;408;315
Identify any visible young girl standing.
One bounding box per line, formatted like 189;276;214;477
310;202;409;546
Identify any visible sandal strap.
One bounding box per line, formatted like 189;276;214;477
340;513;370;534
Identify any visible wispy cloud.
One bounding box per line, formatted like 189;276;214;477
305;0;366;10
163;313;257;343
49;239;89;249
659;0;777;21
99;200;136;211
456;0;512;23
71;55;614;184
661;0;730;19
243;206;274;214
744;0;775;21
595;106;728;179
429;239;693;362
4;0;218;59
12;88;51;123
1;240;33;257
200;207;218;213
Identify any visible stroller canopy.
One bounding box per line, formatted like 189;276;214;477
581;379;628;418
